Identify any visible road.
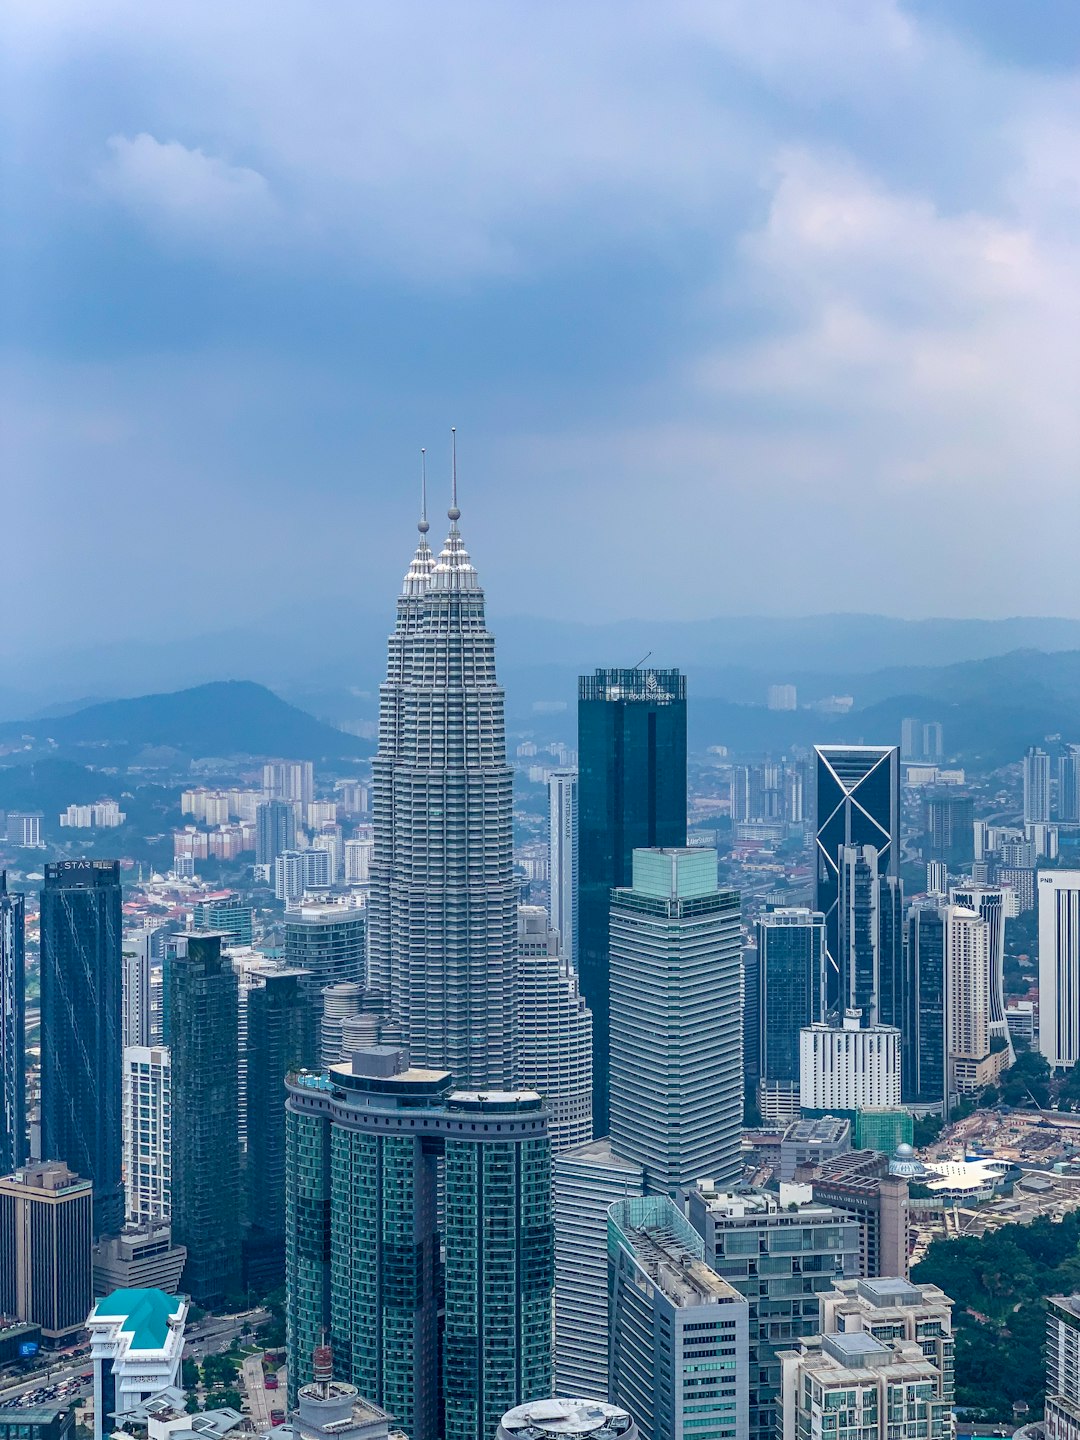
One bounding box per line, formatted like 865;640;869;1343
241;1356;274;1429
0;1362;92;1407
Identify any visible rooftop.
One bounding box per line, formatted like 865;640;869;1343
499;1399;635;1440
625;1219;739;1307
93;1288;185;1349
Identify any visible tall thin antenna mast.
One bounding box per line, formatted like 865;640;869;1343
419;448;429;534
449;427;460;522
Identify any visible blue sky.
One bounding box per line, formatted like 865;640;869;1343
3;0;1079;651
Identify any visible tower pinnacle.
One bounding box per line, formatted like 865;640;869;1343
419;448;430;535
448;427;460;523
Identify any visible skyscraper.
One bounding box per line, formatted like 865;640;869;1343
40;860;124;1238
578;668;687;1131
122;1045;171;1225
517;907;592;1156
608;1194;750;1440
0;1162;93;1342
553;1138;644;1399
1024;746;1052;826
905;902;947;1107
285;1047;553;1440
949;883;1013;1065
548;769;578;969
608;848;741;1194
1058;746;1080;824
121;934;151;1050
941;904;997;1096
368;476;519;1088
1039;871;1080;1071
836;845;905;1030
0;873;26;1176
243;967;314;1289
814;746;899;1006
256;798;297;868
167;932;241;1308
756;908;825;1120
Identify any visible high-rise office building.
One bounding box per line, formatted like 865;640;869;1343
0;1162;93;1342
578;668;687;1131
285;1048;553;1440
905;902;947;1107
122;1045;171;1225
800;1013;902;1114
548;770;578;969
1059;747;1080;825
256;799;297;868
553;1138;644;1399
742;947;761;1112
836;845;906;1032
319;981;366;1067
368;488;519;1088
609;849;741;1194
941;906;997;1095
1024;746;1052;826
814;747;899;1006
167;932;241;1309
757;908;825;1118
243;968;313;1290
608;1194;750;1440
517;907;592;1156
0;874;26;1176
1039;871;1080;1071
688;1184;861;1440
40;860;124;1239
949;883;1013;1064
811;1149;911;1280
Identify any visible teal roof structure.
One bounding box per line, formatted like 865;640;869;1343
94;1288;183;1349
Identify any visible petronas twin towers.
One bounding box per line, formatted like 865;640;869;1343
367;455;520;1088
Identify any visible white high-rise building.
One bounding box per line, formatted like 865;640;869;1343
263;760;315;808
344;837;374;885
122;934;152;1049
548;770;578;971
517;906;592;1156
122;1045;171;1224
1039;871;1080;1070
88;1288;187;1440
609;847;742;1194
800;1012;901;1112
942;904;995;1094
949;883;1013;1065
367;472;519;1088
553;1138;644;1399
1025;746;1052;825
275;847;334;904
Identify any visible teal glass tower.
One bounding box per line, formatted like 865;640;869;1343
577;669;687;1132
285;1049;553;1440
168;932;242;1308
40;860;123;1239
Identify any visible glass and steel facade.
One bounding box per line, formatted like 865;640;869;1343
578;669;687;1132
609;849;741;1194
0;873;26;1176
757;909;825;1090
40;860;124;1239
168;932;242;1308
367;506;519;1089
285;1055;553;1440
813;748;899;1010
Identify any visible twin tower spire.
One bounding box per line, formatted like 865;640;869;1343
403;428;478;595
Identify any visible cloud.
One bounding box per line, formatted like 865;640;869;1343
98;133;277;240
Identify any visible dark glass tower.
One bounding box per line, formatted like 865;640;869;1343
256;799;297;868
577;668;687;1130
756;908;826;1088
0;873;26;1176
40;860;123;1238
813;745;899;1010
168;932;242;1308
907;903;947;1107
243;967;314;1290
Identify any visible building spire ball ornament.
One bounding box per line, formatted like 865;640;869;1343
419;448;429;535
449;426;460;523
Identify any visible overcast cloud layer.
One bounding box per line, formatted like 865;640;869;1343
3;0;1080;651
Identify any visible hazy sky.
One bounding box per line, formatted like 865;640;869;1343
4;0;1080;651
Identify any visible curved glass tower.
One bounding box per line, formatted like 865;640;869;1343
368;475;518;1088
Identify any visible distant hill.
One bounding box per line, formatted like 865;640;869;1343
0;681;370;762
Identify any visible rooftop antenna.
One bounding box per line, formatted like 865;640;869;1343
632;650;653;671
449;426;460;522
419;448;429;535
